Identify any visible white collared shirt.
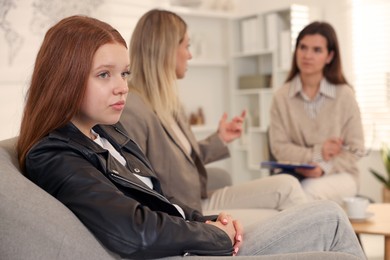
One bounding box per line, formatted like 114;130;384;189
289;76;336;119
92;130;186;218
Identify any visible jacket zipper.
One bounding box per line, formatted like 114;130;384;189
183;248;234;256
110;172;171;204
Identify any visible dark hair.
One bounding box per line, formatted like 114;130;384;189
285;21;349;85
17;15;127;173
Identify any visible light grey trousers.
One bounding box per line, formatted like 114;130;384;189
237;200;365;259
202;175;307;211
301;172;358;205
203;175;308;226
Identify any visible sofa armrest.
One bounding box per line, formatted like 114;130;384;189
206;167;232;195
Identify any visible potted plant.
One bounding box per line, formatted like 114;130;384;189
369;145;390;202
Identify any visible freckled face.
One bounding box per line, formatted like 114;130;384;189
175;32;192;79
296;34;334;78
72;43;130;134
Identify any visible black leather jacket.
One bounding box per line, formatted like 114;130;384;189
25;123;233;259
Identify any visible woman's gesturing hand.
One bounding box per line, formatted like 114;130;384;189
217;110;246;144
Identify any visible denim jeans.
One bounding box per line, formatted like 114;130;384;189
238;200;365;259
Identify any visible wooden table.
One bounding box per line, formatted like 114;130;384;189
350;203;390;260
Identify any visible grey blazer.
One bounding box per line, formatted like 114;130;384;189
120;93;229;211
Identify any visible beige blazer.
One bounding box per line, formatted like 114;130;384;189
120;93;229;211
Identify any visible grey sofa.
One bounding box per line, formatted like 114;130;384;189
0;137;361;260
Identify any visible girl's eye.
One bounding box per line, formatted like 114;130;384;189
314;47;322;53
98;72;109;79
122;70;130;78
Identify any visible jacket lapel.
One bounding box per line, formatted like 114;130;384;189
176;112;202;157
160;118;195;164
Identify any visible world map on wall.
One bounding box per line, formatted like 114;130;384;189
0;0;105;81
1;0;23;65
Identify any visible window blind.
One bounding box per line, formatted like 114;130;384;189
352;0;390;149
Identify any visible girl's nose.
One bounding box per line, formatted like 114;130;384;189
114;80;129;95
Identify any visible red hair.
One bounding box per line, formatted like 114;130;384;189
17;15;127;173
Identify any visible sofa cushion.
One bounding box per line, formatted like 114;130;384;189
0;138;116;260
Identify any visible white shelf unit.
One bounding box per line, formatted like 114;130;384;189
228;6;311;183
236;88;273;132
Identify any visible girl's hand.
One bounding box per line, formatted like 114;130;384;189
206;212;243;255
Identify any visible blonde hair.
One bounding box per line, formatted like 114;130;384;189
128;9;187;124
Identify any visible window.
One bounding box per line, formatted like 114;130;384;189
352;0;390;149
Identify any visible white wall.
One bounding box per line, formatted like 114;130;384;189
357;151;384;203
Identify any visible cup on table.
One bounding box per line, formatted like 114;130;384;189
343;197;369;219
